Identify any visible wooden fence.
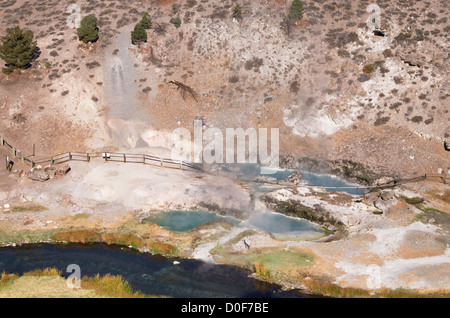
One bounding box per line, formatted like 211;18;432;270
0;135;202;172
0;135;447;183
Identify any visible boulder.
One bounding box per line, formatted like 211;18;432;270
55;164;71;176
44;165;57;178
27;169;50;182
288;171;307;185
380;191;395;201
373;176;395;186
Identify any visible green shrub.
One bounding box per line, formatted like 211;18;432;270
383;49;393;58
411;116;423;123
401;196;424;205
363;64;375;74
290;81;300;93
131;23;147;45
289;0;304;20
374;116;390;126
233;4;242;19
140;12;152;29
170;15;182;28
77;15;99;43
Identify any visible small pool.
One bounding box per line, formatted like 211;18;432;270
222;164;366;195
145;210;324;240
144;210;240;232
244;212;324;240
301;171;367;195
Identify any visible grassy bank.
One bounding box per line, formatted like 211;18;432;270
0;219;181;256
210;230;314;285
0;268;156;298
303;278;450;298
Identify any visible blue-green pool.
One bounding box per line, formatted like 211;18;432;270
144;210;240;232
300;171;367;195
245;212;324;239
145;210;324;239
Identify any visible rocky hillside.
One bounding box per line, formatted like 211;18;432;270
0;0;448;178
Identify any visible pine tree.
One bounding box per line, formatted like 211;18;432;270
0;26;37;74
131;23;147;45
140;12;152;29
77;14;99;43
289;0;304;21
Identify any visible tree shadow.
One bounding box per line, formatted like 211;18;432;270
19;46;41;70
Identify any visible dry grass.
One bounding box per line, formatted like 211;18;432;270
101;233;143;249
52;229;102;243
22;268;61;277
0;272;19;287
10;204;47;213
0;275;97;298
0;268;156;298
304;279;370;298
428;189;450;205
81;274;149;298
253;262;272;281
147;241;177;255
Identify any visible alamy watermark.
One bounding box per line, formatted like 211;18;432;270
66;264;81;289
366;4;381;30
171;120;279;174
66;4;81;29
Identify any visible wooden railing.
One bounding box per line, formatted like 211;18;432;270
0;135;202;172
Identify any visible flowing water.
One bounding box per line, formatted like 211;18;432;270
0;244;308;298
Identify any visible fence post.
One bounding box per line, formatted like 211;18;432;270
87;153;90;162
32;144;35;157
143;155;145;164
124;154;126;163
160;158;163;168
180;160;182;170
69;152;72;160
